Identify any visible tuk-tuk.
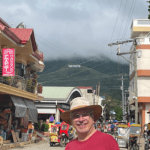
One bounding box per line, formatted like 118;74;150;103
49;125;60;146
115;124;130;149
59;123;70;147
129;124;141;150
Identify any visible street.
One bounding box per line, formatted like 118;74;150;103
8;137;145;150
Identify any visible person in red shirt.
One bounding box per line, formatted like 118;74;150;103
60;97;119;150
127;122;131;127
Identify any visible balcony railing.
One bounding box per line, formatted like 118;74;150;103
0;55;42;94
0;75;40;94
0;70;40;94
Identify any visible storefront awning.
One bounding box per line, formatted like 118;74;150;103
37;108;56;114
10;95;27;118
24;99;38;123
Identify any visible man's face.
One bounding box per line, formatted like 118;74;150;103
71;108;94;134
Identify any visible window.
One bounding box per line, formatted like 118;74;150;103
15;63;26;77
87;89;93;93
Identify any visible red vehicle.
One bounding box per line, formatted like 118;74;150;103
59;122;70;147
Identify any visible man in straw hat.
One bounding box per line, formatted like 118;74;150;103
60;97;119;150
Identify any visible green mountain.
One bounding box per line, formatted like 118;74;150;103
37;56;129;100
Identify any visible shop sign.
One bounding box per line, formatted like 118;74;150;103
2;48;15;76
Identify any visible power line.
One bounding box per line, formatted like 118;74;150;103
121;0;136;39
36;36;71;57
123;0;137;38
118;0;129;39
109;0;123;43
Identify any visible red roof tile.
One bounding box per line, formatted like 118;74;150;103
9;28;33;44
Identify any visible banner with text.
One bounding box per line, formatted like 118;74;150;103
2;48;15;76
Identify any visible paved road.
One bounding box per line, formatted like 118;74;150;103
9;136;145;150
10;141;65;150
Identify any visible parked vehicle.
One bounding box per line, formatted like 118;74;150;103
68;125;75;141
115;124;130;149
145;133;150;150
49;125;60;146
59;123;70;147
143;124;150;150
129;124;141;150
142;124;148;139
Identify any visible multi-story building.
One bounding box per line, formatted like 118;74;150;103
129;19;150;127
78;87;94;105
0;18;45;130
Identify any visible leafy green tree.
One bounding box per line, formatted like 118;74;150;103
114;107;123;121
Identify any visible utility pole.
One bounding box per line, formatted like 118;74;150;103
120;74;125;121
98;82;100;96
124;91;127;120
96;85;98;96
134;47;138;124
108;39;138;123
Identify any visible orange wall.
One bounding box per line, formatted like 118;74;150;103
136;45;150;49
138;97;150;103
137;70;150;76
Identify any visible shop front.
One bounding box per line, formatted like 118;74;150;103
0;94;38;143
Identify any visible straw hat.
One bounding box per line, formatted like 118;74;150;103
60;97;102;125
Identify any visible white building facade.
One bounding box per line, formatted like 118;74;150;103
129;19;150;127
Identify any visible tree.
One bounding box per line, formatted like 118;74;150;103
114;107;123;121
102;93;123;121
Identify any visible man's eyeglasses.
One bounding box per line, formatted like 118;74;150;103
70;112;93;120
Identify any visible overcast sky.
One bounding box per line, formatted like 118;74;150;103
0;0;148;61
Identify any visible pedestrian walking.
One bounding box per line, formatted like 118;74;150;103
28;121;34;141
60;97;119;150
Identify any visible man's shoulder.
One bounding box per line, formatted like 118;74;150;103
96;130;113;137
65;138;78;149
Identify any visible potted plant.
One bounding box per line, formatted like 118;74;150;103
26;79;32;92
3;76;11;85
37;84;42;93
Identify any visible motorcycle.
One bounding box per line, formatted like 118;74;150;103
111;128;114;135
144;127;150;150
145;134;150;150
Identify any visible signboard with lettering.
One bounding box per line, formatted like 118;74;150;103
2;48;15;76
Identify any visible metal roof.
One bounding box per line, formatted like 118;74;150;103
42;86;81;100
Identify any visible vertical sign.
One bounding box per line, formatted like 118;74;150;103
2;48;15;76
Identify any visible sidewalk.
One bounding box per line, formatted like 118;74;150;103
138;137;145;150
1;137;42;150
1;141;31;150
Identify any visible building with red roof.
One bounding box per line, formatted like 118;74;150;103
0;18;45;129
